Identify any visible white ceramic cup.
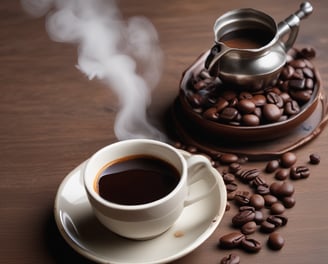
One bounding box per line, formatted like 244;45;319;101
83;139;218;240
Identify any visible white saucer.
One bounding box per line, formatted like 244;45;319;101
54;150;227;264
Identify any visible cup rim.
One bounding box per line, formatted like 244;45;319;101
84;139;187;211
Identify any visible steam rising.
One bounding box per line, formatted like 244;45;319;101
21;0;166;141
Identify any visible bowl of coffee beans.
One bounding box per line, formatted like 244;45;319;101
176;47;323;142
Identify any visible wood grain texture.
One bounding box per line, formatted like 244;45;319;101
0;0;327;263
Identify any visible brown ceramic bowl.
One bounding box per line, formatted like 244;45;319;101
177;51;322;142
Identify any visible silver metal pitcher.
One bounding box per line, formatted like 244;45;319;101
204;2;313;91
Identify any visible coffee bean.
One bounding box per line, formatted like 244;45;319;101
237;99;256;114
229;162;241;173
220;254;240;264
275;169;289;180
281;65;295;80
249;175;266;187
284;100;300;115
289;59;307;68
300;47;316;59
254;210;264;224
289;79;306;90
280;152;297;168
216;97;229;112
290;89;312;103
226;182;238;192
263;104;282;122
305;78;314;89
280;92;291;103
219;232;245;249
274;181;295;197
256;184;270;195
220;153;239;164
232;207;256;227
270;202;285;215
263;194;279;207
309;153;320;164
267;232;285;250
267;92;284;108
234;191;250;206
241;221;257;235
252;94;266;106
267;215;288;227
290;166;310;180
239;92;253;100
238;169;261;183
223;173;235;184
249;194;265;210
269;181;282;196
265;160;280;173
241;237;262;253
260;220;277;233
220;107;238;121
203;107;219;121
242;114;260;126
282;196;296;208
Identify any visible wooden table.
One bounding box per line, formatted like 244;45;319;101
1;0;327;263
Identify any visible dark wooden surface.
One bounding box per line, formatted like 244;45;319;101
1;0;327;263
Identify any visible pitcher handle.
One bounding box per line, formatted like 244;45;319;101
204;42;232;76
277;1;313;51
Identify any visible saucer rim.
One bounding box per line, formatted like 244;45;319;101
54;150;227;264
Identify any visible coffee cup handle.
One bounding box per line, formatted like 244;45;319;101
184;155;218;206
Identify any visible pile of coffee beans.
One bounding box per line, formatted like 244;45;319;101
173;141;320;263
184;47;317;126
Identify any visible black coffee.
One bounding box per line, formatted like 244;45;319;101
96;155;180;205
220;28;273;49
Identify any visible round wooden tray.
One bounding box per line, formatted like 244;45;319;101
169;51;328;161
171;91;327;161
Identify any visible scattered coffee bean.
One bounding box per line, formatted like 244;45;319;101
267;232;285;250
254;210;264;224
241;221;257;235
260;220;277;233
267;215;288;227
280;152;297;168
223;173;236;184
234;191;250;206
241;237;262;253
220;254;240;264
309;153;320;164
226;182;238;192
290;166;310;180
263;103;282;122
237;169;261;183
249;194;265;210
256;183;270;195
220;153;239;164
263;194;279;207
270;202;285;215
232;207;256;227
274;181;295;198
275;169;289;180
282;196;296;208
269;181;282;196
265;160;280;173
219;232;245;249
229;162;241;173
